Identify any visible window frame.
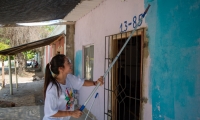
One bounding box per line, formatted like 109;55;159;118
83;44;94;81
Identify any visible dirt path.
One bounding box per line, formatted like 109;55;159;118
0;71;44;107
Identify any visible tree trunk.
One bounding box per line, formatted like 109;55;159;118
2;59;5;87
17;53;26;76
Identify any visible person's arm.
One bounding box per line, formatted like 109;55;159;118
83;80;96;86
83;76;104;86
52;109;82;118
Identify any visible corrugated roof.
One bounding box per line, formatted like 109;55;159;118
64;0;104;21
0;34;64;55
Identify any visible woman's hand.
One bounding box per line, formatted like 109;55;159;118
71;109;82;118
83;76;104;86
95;76;104;86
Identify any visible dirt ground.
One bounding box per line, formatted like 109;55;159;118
0;69;44;107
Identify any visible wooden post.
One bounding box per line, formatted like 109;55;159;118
25;52;27;69
8;55;13;95
15;56;18;89
2;59;5;87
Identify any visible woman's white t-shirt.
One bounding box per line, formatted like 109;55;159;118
43;74;85;120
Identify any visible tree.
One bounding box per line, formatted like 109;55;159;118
0;42;9;87
24;50;36;60
22;50;36;68
0;26;54;75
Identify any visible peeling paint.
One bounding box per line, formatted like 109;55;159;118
145;0;200;119
141;27;152;119
142;97;148;103
143;30;149;59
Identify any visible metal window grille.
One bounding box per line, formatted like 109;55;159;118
104;28;145;120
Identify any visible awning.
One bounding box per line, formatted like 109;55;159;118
0;34;64;55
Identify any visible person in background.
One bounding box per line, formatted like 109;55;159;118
35;61;38;68
43;54;104;120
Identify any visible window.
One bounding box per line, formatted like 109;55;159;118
84;45;94;80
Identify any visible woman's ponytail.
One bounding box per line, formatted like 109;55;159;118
43;54;66;99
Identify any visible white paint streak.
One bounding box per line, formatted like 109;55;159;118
156;85;160;91
157;105;160;111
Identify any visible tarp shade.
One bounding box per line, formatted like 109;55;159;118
0;0;80;24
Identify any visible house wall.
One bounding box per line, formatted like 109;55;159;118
43;25;66;72
49;25;67;56
75;0;200;119
74;0;148;120
54;37;65;55
144;0;200;119
44;39;64;71
44;46;52;63
45;46;48;65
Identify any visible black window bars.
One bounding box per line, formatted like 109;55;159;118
104;28;145;120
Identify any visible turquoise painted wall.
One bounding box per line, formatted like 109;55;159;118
75;50;82;78
144;0;200;119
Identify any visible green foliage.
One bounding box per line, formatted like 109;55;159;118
0;42;9;60
0;42;9;50
23;50;36;60
43;25;56;33
0;37;10;45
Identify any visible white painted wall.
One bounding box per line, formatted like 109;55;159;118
74;0;151;120
142;56;152;120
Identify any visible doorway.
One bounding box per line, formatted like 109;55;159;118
104;29;144;120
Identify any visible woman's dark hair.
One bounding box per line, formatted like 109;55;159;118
44;54;66;99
